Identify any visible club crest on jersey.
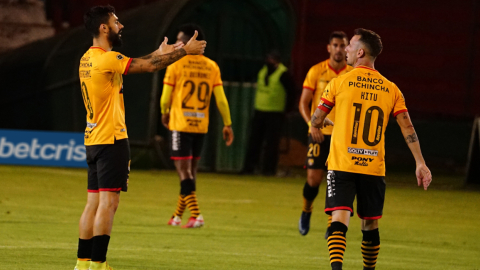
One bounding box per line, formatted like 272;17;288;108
116;54;124;60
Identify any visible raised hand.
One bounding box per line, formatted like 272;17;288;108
183;30;207;55
159;37;177;55
416;163;432;190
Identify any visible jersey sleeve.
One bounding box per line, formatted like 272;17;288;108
213;63;223;87
302;66;318;91
392;84;408;117
317;79;336;113
97;51;132;75
163;65;176;86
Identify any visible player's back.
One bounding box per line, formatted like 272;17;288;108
322;66;407;176
164;55;222;133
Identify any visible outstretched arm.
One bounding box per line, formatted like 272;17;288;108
127;31;206;74
396;111;432;190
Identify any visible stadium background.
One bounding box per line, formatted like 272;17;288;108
1;0;478;175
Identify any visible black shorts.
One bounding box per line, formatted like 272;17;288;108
325;170;386;220
305;134;331;170
170;130;205;160
86;138;130;193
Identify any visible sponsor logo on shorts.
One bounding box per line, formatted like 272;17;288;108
172;131;180;151
327;170;335;197
183;112;205;118
86;122;97;128
348;147;378;156
352;156;374;166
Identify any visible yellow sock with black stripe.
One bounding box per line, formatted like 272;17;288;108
327;215;332;228
181;178;200;218
185;191;200;218
362;229;380;269
173;195;186;217
327;221;348;270
302;182;319;212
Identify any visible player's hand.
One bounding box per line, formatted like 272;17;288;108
310;127;324;143
183;30;206;55
159;37;183;55
323;117;334;128
223;126;234;146
416;163;432;190
161;113;170;129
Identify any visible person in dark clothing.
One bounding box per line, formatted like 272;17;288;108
243;51;295;175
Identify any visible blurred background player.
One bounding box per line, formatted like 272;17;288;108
243;51;295;176
311;28;432;270
76;6;206;270
161;24;234;228
298;31;353;237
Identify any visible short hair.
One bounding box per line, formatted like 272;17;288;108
84;5;115;37
329;31;348;43
354;28;383;59
178;24;205;41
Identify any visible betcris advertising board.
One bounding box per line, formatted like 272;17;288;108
0;129;87;168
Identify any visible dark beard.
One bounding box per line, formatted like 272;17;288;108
108;29;122;47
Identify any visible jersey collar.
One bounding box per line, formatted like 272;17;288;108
356;65;378;72
90;46;106;52
328;60;347;75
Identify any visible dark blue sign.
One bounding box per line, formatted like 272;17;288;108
0;129;87;168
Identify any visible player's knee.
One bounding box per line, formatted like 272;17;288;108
307;170;323;186
180;178;196;195
362;219;378;230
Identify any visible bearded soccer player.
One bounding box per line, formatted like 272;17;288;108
298;31;353;237
160;24;234;228
75;6;206;270
311;28;432;270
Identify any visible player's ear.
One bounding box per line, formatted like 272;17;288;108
358;48;365;58
327;44;331;53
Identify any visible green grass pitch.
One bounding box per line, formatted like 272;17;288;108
0;165;479;269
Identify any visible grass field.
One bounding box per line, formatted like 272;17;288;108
0;165;479;270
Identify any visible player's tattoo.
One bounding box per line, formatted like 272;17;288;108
310;108;325;128
405;132;418;143
150;48;186;71
139;54;153;60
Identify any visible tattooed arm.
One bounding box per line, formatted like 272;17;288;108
396;111;432;190
127;30;206;74
311;108;334;129
128;49;187;74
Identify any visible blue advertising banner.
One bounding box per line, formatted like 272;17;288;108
0;129;87;168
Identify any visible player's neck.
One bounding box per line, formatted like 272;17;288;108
353;58;375;70
328;59;346;71
92;37;112;52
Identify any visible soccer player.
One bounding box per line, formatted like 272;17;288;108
311;28;432;270
75;6;206;270
298;31;353;236
160;24;234;228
